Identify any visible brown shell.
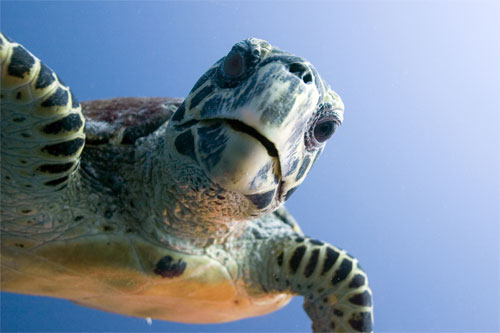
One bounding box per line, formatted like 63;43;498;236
82;97;183;145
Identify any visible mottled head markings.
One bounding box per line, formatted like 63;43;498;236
190;85;214;109
164;38;343;222
295;155;311;182
197;122;228;170
246;189;275;209
153;256;187;278
171;102;186;122
174;130;197;162
284;186;299;200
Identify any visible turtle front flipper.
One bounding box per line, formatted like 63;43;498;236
0;33;85;216
258;236;374;332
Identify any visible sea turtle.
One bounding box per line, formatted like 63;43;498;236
0;33;373;332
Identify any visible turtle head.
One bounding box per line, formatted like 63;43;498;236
164;38;343;223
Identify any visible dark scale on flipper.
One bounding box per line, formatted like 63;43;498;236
295;155;311;181
42;113;83;135
70;90;79;108
349;274;366;289
245;189;274;209
349;312;373;332
174;130;197;162
45;175;69;186
41;87;68;107
330;321;335;330
304;248;319;278
331;258;353;285
35;62;55;89
16;92;21;100
41;138;84;157
8;45;35;78
349;290;372;307
153;256;187;278
289;245;306;273
333;309;344;317
189;85;214;109
277;252;283;266
13;117;26;123
322;247;340;274
295;237;304;243
309;239;324;246
37;162;75;174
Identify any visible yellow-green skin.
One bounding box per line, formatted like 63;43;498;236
2;215;295;323
0;34;374;331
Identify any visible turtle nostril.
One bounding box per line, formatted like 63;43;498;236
289;63;307;76
289;62;313;84
302;73;313;84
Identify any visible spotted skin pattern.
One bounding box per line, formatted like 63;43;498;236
255;235;373;332
0;33;373;332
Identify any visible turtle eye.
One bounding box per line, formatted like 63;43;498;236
313;117;338;143
306;115;338;149
223;51;245;78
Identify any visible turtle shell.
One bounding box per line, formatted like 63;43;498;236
82;97;183;145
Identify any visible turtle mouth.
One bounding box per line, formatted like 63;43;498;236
223;119;278;158
222;119;285;202
175;117;286;201
174;118;278;159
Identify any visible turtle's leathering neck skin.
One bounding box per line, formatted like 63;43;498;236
0;34;373;332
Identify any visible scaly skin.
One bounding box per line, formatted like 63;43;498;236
0;33;373;331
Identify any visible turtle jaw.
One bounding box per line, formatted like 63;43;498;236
221;119;292;205
223;119;279;159
172;116;287;214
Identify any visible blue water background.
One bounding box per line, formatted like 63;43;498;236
1;1;499;332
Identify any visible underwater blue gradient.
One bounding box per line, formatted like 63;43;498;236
1;1;498;332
